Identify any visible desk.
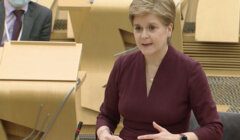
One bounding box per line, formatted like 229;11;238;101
0;47;3;62
0;41;83;140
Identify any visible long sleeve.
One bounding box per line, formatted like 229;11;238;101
96;47;223;140
39;8;52;41
96;58;121;133
188;62;223;140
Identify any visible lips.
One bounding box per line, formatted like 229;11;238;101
141;43;153;47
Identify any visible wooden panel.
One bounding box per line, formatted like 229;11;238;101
0;41;82;81
180;0;189;25
0;72;87;139
0;42;84;139
183;39;240;72
195;0;240;42
0;47;3;62
217;105;230;112
58;0;91;42
185;0;198;23
205;69;240;77
2;121;35;138
171;1;183;51
58;0;91;9
50;0;58;31
0;121;7;140
67;13;74;38
59;0;133;112
0;82;77;140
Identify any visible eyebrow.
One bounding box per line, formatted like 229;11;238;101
133;22;159;26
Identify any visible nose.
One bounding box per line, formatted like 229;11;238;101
141;29;149;39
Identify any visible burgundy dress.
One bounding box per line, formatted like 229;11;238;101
96;46;223;140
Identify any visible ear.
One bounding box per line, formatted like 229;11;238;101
167;23;173;37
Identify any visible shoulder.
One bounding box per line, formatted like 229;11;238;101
28;1;51;15
0;1;4;9
169;45;200;70
114;49;142;69
107;49;141;83
166;45;203;80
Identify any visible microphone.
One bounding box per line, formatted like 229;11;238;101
74;121;83;140
22;104;44;140
41;87;75;140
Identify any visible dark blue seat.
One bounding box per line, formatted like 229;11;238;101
189;112;240;140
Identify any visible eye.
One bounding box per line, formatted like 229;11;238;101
134;25;142;32
148;25;156;31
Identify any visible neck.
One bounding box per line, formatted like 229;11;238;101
145;45;168;67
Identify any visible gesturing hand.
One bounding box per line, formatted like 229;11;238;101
137;122;180;140
99;132;123;140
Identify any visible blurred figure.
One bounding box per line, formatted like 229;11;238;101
0;0;52;46
96;0;223;140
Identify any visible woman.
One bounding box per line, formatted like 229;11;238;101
96;0;223;140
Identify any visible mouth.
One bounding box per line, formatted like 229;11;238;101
141;43;153;47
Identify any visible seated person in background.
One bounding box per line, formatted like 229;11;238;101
96;0;223;140
0;0;52;46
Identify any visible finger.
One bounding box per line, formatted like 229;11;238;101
105;135;116;140
111;135;123;140
153;121;167;132
137;134;157;139
114;136;123;140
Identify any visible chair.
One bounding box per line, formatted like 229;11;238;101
189;112;240;140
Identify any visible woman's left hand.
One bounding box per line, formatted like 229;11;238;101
137;121;181;140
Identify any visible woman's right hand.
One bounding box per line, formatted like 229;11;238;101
97;126;123;140
99;132;123;140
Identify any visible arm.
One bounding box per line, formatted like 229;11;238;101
96;58;122;139
39;9;52;41
188;63;223;140
181;132;198;140
138;122;198;140
97;126;122;140
138;62;222;140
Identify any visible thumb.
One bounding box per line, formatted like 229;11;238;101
153;121;167;132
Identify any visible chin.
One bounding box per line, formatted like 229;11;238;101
140;49;156;56
137;45;159;56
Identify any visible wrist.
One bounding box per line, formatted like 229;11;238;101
179;133;188;140
174;134;181;140
97;126;111;139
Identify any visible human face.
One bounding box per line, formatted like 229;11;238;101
8;0;30;8
133;14;173;56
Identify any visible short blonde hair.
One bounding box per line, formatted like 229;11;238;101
129;0;176;27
